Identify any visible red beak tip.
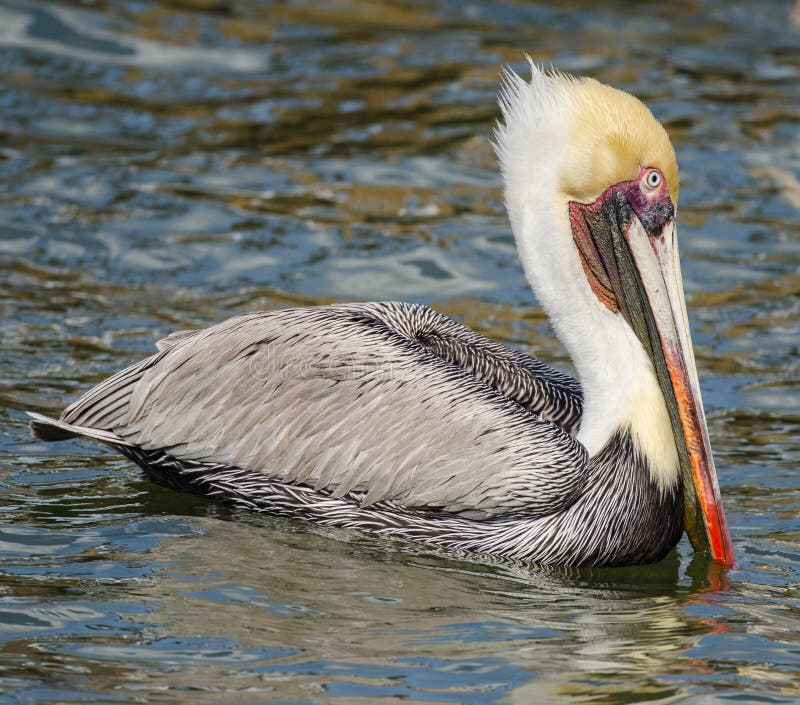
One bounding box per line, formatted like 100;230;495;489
712;533;735;569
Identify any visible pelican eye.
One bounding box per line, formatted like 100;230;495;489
644;169;662;190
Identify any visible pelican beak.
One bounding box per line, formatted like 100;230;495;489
570;183;735;567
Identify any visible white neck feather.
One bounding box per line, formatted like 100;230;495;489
495;66;678;491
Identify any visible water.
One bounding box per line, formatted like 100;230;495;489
1;0;799;702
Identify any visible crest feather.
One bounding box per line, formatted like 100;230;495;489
495;63;679;207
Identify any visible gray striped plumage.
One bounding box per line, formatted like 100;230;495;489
30;301;682;566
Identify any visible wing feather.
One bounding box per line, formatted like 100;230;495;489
61;302;588;519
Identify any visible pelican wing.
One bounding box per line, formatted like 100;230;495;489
59;302;587;519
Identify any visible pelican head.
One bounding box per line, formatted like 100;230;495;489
495;63;734;567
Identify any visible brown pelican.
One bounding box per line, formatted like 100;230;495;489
28;65;734;568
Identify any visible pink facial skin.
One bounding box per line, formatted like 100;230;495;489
616;166;674;240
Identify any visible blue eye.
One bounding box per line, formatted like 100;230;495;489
645;170;662;189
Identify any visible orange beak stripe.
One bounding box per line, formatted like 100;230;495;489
665;342;735;567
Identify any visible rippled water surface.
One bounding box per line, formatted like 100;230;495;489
1;1;799;703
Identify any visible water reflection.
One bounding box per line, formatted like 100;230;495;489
4;512;730;704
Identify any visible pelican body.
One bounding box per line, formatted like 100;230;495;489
29;66;734;568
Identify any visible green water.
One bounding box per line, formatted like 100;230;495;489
1;1;799;703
